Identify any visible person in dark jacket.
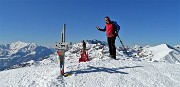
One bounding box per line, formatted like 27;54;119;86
96;16;120;59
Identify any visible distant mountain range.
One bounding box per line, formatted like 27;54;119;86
0;41;53;71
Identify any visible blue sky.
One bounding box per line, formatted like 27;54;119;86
0;0;179;47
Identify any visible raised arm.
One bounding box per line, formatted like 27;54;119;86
96;26;106;32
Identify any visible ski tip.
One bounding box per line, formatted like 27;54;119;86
63;73;73;77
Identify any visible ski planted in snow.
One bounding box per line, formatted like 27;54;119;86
55;24;71;78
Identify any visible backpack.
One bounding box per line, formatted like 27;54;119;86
112;21;120;33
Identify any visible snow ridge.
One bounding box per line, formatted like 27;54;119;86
137;44;180;63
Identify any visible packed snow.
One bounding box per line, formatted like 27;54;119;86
0;40;180;87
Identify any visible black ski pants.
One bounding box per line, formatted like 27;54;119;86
107;36;116;56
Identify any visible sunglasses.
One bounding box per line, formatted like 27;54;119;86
105;19;109;21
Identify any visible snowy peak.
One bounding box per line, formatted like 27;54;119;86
148;44;173;52
132;45;143;51
139;44;180;63
8;41;37;55
85;39;107;45
10;41;30;49
0;41;53;71
148;44;180;55
0;41;39;57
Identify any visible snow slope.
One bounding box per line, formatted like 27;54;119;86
0;54;180;87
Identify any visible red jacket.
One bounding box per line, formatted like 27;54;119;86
98;21;120;37
105;23;116;37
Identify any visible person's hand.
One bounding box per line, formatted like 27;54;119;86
96;26;100;30
115;31;118;36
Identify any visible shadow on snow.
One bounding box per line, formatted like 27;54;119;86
67;65;143;75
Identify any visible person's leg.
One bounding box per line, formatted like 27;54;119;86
111;36;116;58
107;37;112;56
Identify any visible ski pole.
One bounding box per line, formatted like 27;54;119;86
117;35;128;54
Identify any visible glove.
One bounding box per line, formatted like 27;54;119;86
96;26;100;30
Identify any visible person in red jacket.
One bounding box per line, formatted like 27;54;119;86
96;16;120;59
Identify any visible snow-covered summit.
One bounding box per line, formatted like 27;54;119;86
132;45;143;51
138;44;180;63
0;41;53;71
10;41;30;49
0;41;40;57
85;39;107;45
9;41;37;55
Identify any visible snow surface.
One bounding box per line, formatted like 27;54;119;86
0;40;180;87
0;54;180;87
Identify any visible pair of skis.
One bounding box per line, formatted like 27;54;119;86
56;50;73;78
56;24;73;78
